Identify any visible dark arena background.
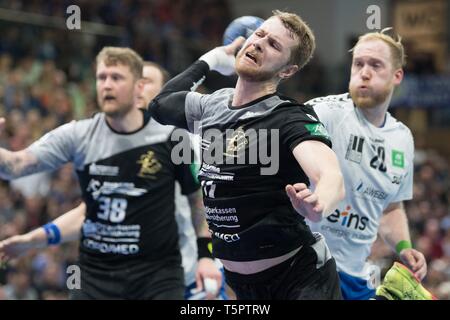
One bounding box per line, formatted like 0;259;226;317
0;0;449;303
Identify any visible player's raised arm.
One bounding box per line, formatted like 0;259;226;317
149;37;245;130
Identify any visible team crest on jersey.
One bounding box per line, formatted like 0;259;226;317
224;126;248;157
345;134;365;164
137;150;162;178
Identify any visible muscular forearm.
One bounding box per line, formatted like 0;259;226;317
53;202;86;242
0;149;42;180
150;61;210;129
26;202;86;247
314;170;345;217
292;141;345;221
379;204;411;253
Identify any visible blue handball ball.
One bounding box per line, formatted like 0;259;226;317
223;16;264;46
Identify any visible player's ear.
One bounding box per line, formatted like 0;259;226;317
279;64;299;80
393;68;403;86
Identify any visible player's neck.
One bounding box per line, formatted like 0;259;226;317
232;78;277;107
357;98;390;128
106;107;144;133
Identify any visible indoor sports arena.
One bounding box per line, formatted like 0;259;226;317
0;0;448;301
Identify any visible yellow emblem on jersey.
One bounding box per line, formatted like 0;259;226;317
137;150;162;178
224;126;248;157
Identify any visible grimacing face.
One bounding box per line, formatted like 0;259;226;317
134;65;164;109
235;16;299;82
349;39;403;110
96;61;136;117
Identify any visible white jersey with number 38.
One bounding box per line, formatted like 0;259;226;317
305;93;414;278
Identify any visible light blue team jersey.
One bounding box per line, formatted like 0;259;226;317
305;93;414;279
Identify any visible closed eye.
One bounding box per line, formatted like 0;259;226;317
269;39;280;50
354;61;363;68
372;62;382;69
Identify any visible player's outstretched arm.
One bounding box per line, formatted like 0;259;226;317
149;37;245;129
0;118;43;180
0;202;86;264
287;141;345;222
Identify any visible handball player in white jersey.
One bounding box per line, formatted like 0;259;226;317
305;29;435;300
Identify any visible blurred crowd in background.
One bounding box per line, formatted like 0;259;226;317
0;0;448;299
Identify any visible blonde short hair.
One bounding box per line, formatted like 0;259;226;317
351;28;406;69
271;10;316;70
96;47;144;79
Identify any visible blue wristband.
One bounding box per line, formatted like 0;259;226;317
42;223;61;245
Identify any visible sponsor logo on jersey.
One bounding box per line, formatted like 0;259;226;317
345;134;364;164
391;173;403;185
392;150;405;168
304;123;330;139
213;231;240;243
326;205;369;231
83;239;139;255
137;150;162;178
82;220;98;236
199;163;235;181
354;181;388;201
89;163;119;176
86;179;147;199
320;225;373;240
369;137;385;144
241;111;264;119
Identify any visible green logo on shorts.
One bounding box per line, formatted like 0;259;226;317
392;150;404;168
305;123;329;139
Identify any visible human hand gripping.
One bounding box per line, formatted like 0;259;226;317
195;258;223;300
199;36;246;76
399;248;427;280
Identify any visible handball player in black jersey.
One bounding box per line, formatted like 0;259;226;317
0;47;219;299
151;11;345;299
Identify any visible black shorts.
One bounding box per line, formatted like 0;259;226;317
69;254;184;300
224;233;342;300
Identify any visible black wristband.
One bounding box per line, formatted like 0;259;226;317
197;237;214;260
